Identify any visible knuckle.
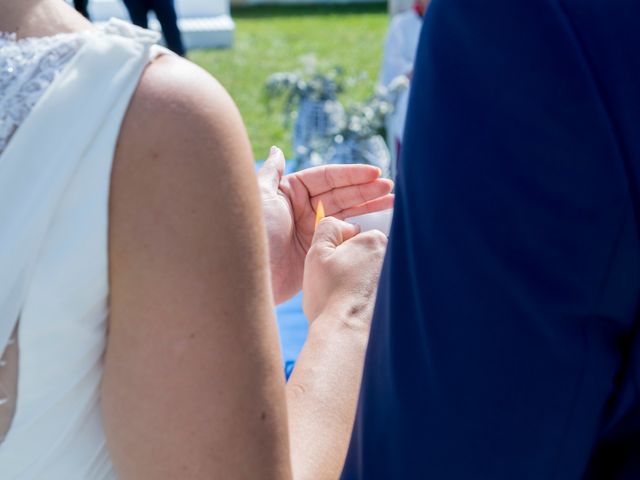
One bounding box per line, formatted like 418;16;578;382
359;230;388;249
308;246;334;268
317;253;334;268
307;244;323;260
370;230;388;246
317;216;337;232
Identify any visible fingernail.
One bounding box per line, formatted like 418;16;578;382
270;146;280;156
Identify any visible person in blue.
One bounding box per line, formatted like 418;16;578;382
122;0;185;55
342;0;640;478
73;0;89;19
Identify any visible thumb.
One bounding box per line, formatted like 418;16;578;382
258;146;285;193
312;217;361;252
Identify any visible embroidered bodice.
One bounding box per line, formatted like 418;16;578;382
0;20;158;157
0;33;85;155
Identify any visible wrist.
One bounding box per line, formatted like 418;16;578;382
310;295;375;337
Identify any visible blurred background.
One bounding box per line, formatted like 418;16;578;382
192;4;388;162
70;0;423;176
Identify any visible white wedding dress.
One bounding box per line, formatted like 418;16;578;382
0;19;163;479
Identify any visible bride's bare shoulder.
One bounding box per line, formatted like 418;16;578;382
112;53;255;204
104;57;284;479
115;54;249;169
110;53;260;263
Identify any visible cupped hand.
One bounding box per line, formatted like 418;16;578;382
302;216;387;325
258;146;393;304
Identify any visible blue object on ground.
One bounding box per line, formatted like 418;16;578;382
276;293;308;379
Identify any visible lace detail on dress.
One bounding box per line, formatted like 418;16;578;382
0;33;85;156
0;19;160;157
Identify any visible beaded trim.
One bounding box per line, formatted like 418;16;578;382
0;19;160;156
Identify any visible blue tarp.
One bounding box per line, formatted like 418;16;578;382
276;293;307;379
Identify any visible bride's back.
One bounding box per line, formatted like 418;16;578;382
0;5;97;444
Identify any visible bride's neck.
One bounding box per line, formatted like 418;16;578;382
0;0;91;38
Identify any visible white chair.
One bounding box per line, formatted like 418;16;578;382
79;0;235;49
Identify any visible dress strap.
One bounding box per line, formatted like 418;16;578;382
0;27;157;353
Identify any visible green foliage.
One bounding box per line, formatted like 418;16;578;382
188;4;388;160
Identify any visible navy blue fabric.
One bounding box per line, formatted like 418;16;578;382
343;1;640;478
73;0;89;19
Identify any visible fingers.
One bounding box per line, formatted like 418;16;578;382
257;146;285;193
312;217;361;252
334;194;395;220
294;164;383;196
312;178;394;216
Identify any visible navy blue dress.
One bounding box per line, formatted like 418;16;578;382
342;1;640;478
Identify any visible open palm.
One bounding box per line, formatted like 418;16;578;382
258;147;394;304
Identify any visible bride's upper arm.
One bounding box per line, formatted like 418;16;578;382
103;55;291;479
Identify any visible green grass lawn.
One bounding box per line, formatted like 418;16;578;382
189;4;389;160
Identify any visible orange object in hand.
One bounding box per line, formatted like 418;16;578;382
314;201;325;231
